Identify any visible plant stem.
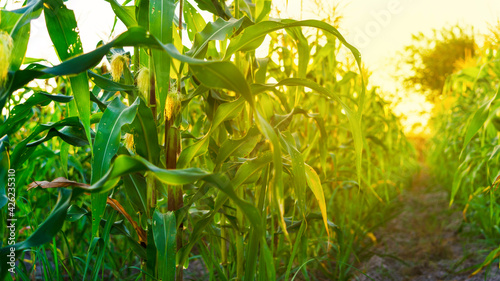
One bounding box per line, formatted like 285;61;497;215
221;215;228;277
167;3;185;280
234;3;243;274
149;66;157;119
235;0;239;19
134;46;140;76
179;0;183;44
147;71;157;214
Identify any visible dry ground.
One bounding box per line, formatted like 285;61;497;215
352;166;500;281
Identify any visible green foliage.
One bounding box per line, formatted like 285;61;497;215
399;25;475;100
0;0;416;280
428;24;500;275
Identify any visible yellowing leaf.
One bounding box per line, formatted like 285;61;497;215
305;164;329;236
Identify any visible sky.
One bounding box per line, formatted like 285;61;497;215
2;0;128;62
275;0;500;134
275;0;500;88
3;0;500;134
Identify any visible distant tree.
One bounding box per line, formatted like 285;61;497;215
399;25;476;101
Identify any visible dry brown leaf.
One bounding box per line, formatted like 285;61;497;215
27;177;90;190
28;177;147;246
107;197;147;246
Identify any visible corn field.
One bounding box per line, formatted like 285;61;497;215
4;0;500;280
428;27;500;276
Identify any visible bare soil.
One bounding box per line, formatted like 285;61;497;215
352;166;500;281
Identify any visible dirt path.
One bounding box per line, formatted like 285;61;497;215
353;166;500;281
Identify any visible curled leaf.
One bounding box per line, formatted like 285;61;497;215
107;197;147;246
27;178;147;246
27;177;90;190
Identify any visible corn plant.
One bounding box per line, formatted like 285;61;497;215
428;26;500;275
0;0;416;280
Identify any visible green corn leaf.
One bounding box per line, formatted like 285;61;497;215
89;155;211;194
66;205;89;222
211;97;245;130
284;219;307;281
122;173;147;215
230;152;273;187
79;154;264;269
470;244;500;276
0;92;72;137
176;136;210;169
283;23;309;107
90;112;104;124
244;226;261;281
150;0;175;115
43;0;83;62
183;1;206;41
8;3;42;70
254;0;271;22
0;188;72;279
0;5;40;111
106;220;147;259
0;10;22;34
186;59;253;106
9;0;43;23
272;107;328;172
0;136;9;209
225;19;360;68
188;17;250;58
461;87;500;159
215;127;260;169
255;110;286;237
255;58;269;84
105;0;138;27
177;174;264;269
273;107;313;131
281;132;307;215
26;125;88;147
146;222;157;279
135;0;149;28
153;210;177;281
192;0;231;20
67;74;92;147
305;164;328;235
11;27;253;109
82;237;104;281
177;97;246;168
62;155;265;274
450;159;471;206
88;70;137;92
88;211;117;281
252;78;364;188
90;97;140;236
44;0;92;150
260;239;276;281
225;17;366;120
130;98;160;165
7;23;30;77
10;117;84;169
